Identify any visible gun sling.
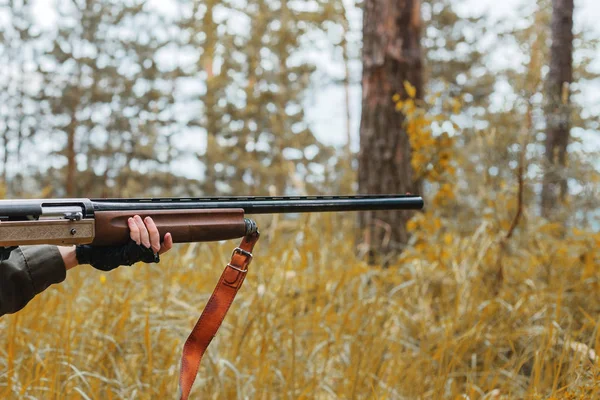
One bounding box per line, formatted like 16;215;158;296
178;231;260;400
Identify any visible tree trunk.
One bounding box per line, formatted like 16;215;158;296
541;0;573;218
2;129;8;192
65;115;77;197
358;0;422;263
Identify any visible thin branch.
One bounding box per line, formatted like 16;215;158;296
505;151;525;240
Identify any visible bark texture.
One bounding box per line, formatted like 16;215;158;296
541;0;573;218
358;0;422;261
66;115;77;197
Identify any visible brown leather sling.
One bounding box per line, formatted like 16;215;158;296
178;231;259;400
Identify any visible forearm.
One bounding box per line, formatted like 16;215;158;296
0;245;67;316
0;216;171;316
58;246;79;270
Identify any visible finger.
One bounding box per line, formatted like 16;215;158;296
144;216;161;253
128;217;141;244
159;232;173;255
134;215;151;248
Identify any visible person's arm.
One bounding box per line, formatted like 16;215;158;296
0;245;67;316
58;246;78;270
0;215;172;317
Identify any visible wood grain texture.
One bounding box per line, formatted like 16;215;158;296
92;209;247;246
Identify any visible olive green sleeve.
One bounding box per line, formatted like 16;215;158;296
0;246;66;316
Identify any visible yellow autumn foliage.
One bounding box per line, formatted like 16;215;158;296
396;82;600;399
0;196;599;398
0;210;595;399
0;95;598;400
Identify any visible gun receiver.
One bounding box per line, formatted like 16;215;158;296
0;195;423;247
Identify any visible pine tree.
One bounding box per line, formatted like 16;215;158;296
438;0;597;230
541;0;573;217
358;0;423;262
181;0;340;195
0;0;41;196
37;0;188;197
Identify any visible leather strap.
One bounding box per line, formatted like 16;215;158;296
178;232;259;400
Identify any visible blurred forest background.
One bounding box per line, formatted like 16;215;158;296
1;0;600;398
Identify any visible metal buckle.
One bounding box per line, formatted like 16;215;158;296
232;247;253;265
227;247;252;274
227;263;248;273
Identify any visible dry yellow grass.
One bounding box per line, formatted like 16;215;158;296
1;214;599;399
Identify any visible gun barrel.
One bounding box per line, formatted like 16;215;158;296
90;195;423;214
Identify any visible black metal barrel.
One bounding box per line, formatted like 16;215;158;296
90;195;424;214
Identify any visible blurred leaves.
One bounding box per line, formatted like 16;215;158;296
180;0;344;195
0;0;350;197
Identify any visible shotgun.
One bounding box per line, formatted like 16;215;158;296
0;194;423;399
0;195;424;247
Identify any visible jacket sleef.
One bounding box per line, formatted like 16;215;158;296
0;246;66;316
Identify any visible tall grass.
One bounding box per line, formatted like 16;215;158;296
1;214;599;399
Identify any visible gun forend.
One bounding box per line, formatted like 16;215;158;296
91;209;247;246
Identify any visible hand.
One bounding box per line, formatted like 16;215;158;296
127;215;173;255
75;215;173;271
